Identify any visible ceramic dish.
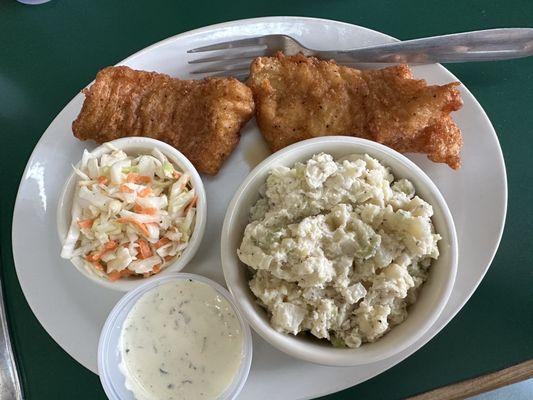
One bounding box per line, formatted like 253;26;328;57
12;17;506;400
57;137;207;292
221;136;458;366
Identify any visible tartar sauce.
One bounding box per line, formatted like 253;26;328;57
119;279;244;400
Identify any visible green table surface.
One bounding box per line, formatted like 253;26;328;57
1;0;532;399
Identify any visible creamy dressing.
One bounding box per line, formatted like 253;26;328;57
119;279;244;400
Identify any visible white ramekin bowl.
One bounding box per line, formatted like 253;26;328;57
57;137;207;292
221;136;458;367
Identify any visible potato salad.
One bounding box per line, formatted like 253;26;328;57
61;144;197;281
238;153;441;347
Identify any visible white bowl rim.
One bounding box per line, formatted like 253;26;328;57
56;136;207;292
221;136;458;366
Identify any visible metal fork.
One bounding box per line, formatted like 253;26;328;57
187;28;533;78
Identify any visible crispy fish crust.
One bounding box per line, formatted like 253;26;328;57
248;53;463;169
73;66;255;174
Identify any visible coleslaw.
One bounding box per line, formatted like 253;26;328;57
61;143;197;281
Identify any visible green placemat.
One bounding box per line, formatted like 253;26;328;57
1;1;532;399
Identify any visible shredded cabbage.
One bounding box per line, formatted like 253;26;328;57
60;144;197;281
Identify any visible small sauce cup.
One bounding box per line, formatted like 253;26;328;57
98;273;253;400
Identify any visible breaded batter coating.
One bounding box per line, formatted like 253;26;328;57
248;53;463;169
73;66;255;174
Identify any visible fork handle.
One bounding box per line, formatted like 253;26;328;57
320;28;533;63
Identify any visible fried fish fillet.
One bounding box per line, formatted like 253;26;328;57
73;66;255;174
248;53;463;169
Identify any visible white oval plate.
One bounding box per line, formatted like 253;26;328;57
12;17;507;400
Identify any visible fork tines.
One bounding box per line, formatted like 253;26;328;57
187;35;278;76
187;36;270;53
